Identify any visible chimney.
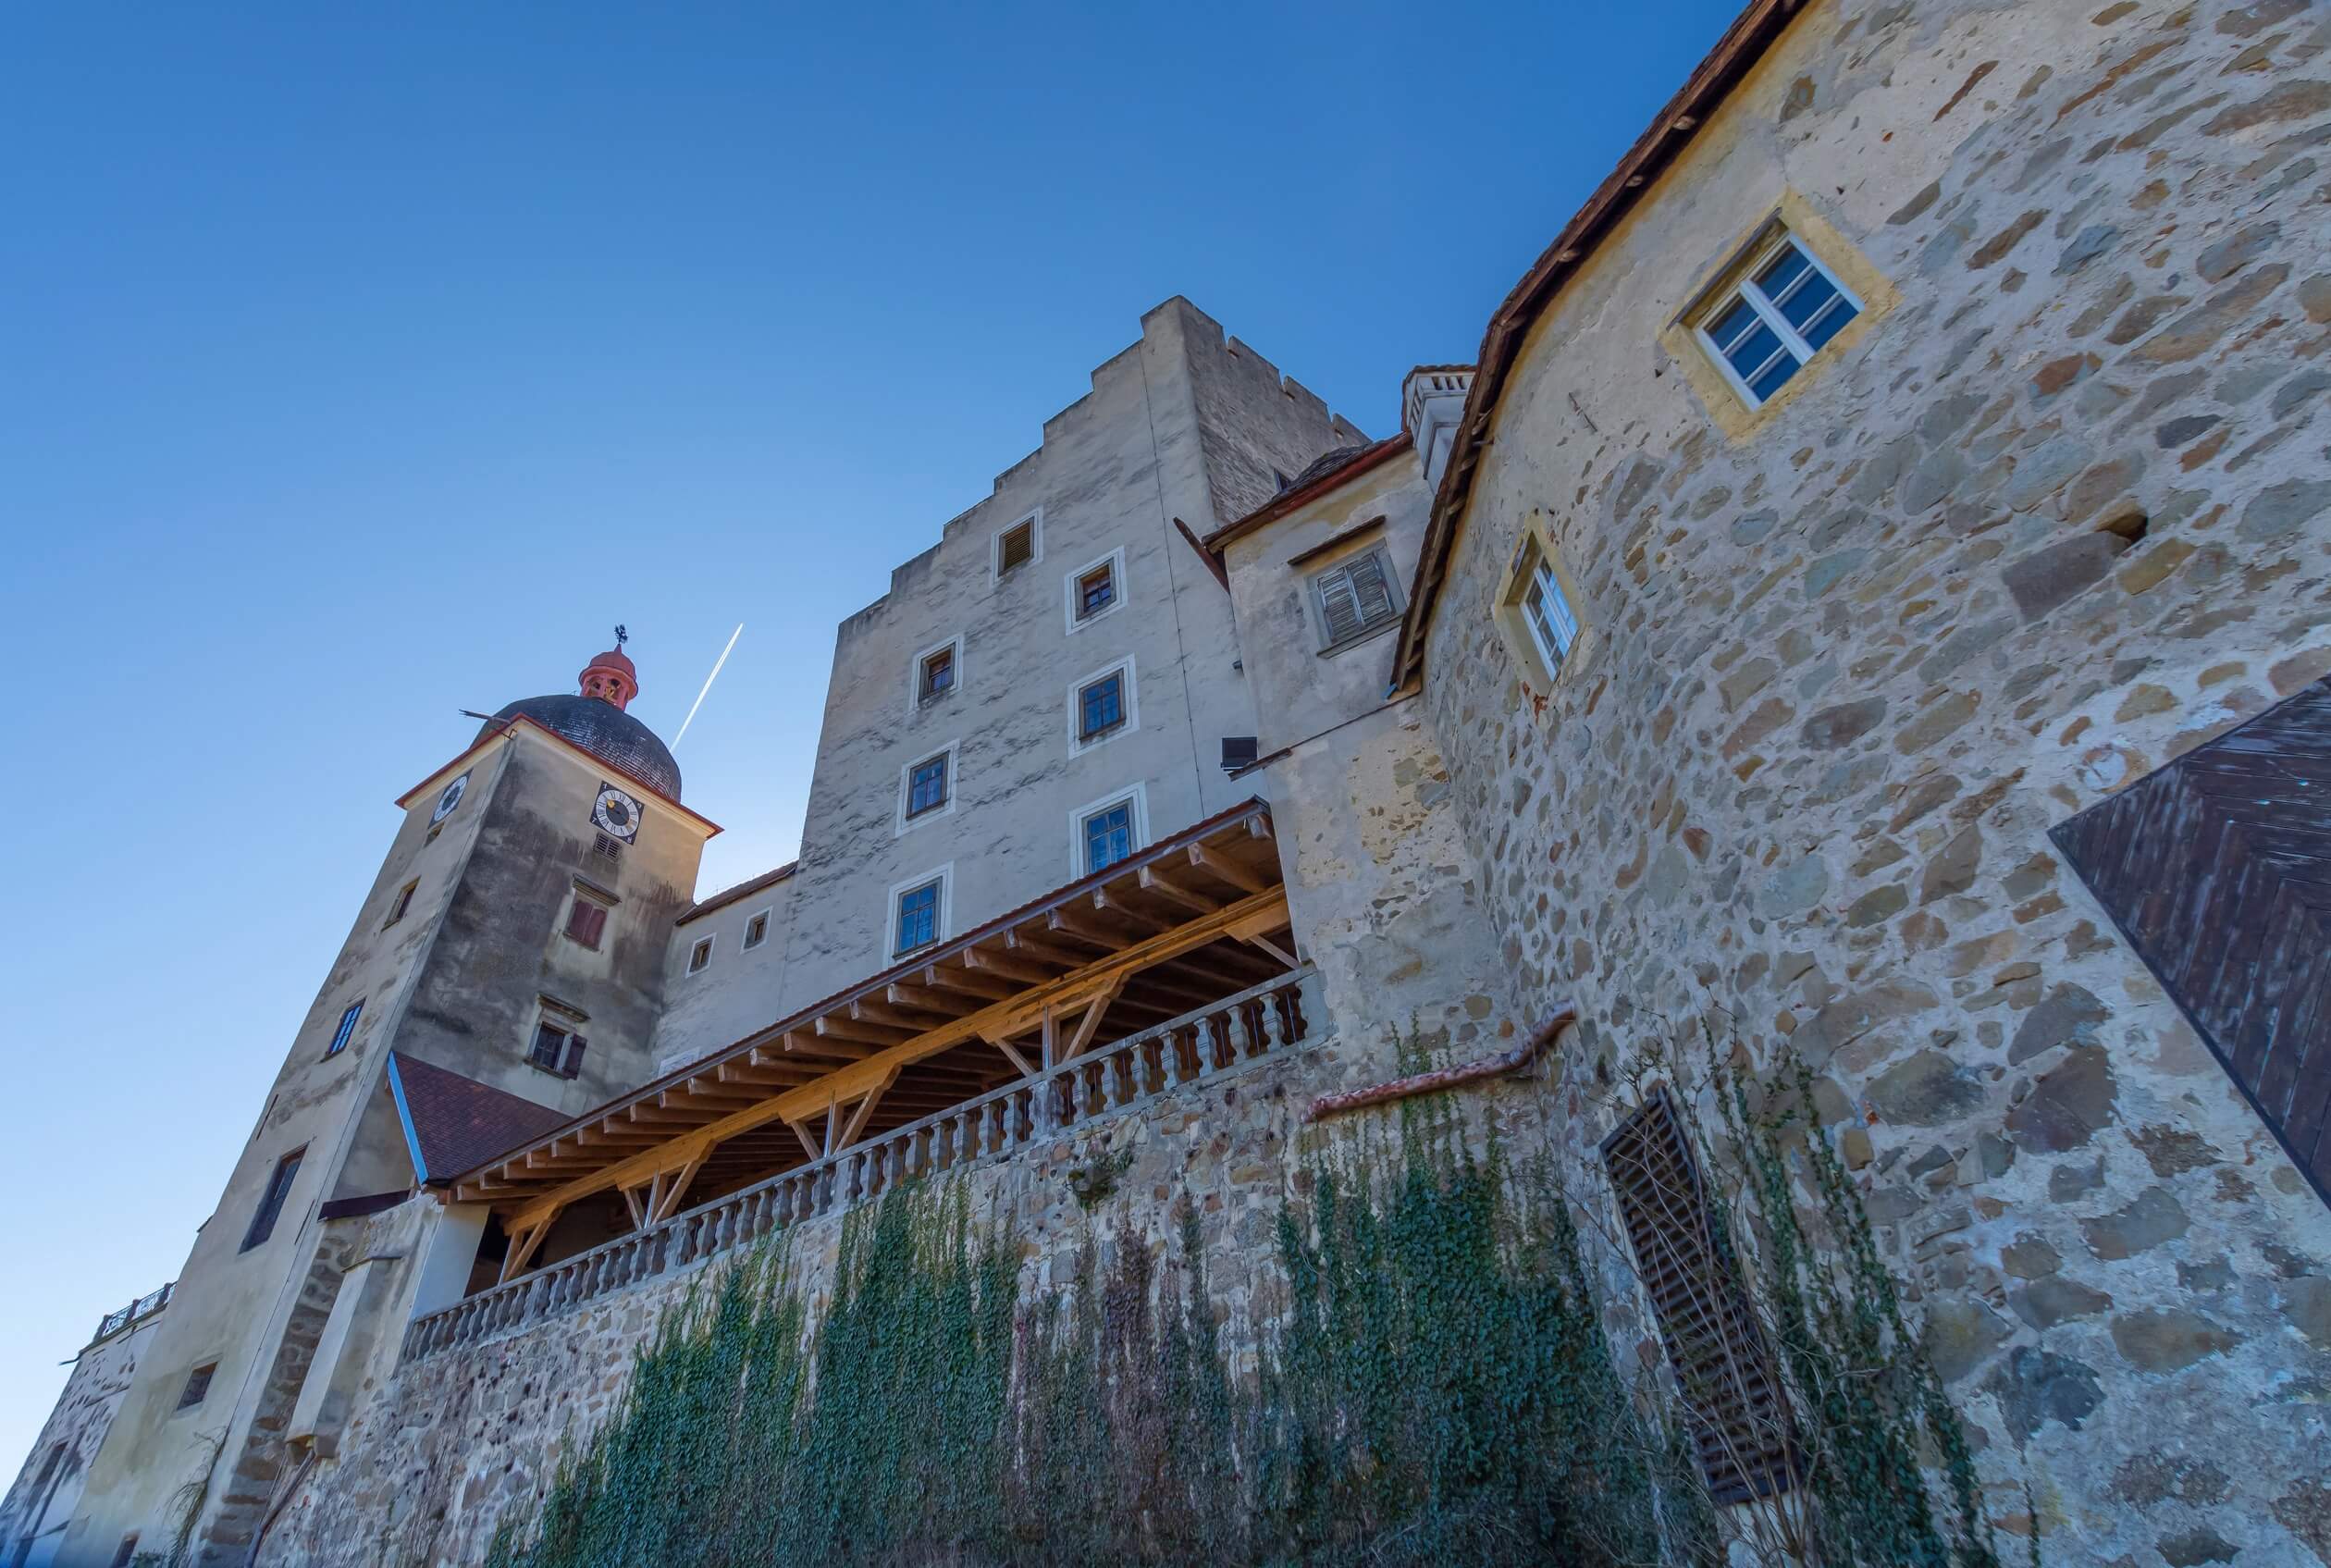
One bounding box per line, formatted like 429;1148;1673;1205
1400;366;1474;492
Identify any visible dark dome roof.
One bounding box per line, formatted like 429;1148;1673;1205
481;695;683;801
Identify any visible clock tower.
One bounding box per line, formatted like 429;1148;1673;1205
56;638;717;1567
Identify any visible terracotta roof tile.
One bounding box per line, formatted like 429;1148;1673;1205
388;1053;572;1184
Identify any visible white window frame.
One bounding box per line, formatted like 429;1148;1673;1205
1066;656;1141;758
686;935;714;977
1691;228;1863;410
1306;543;1404;653
1062;546;1128;634
1067;783;1150;879
741;907;772;951
991;508;1043;581
896;738;962;835
906;633;964;716
1512;537;1581;679
887;863;954;959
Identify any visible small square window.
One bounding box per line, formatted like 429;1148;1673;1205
565;895;609;949
1221;736;1260;774
687;937;713;975
325;1000;363;1058
529;1020;586;1078
177;1363;216;1411
1694;231;1862;408
906;753;950;818
1083;802;1135;873
894;879;942;955
1079;673;1126;740
743;911;770;950
1077;563;1116;619
240;1148;306;1253
919;646;956;703
592;832;623;864
1311;549;1400;650
995;516;1038;576
383;879;418;929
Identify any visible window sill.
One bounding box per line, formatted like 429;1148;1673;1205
1068;600;1124;634
1316;618;1401;659
918;687;956;710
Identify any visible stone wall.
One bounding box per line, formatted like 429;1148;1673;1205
256;1008;1572;1568
1417;0;2331;1561
0;1314;156;1568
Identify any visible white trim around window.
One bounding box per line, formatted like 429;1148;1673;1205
991;508;1043;581
887;863;954;959
1067;783;1150;880
741;907;773;952
1062;546;1128;635
1066;655;1140;758
1689;228;1865;411
685;934;714;977
896;738;962;836
905;633;965;717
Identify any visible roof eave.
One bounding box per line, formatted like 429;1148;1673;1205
1202;432;1414;554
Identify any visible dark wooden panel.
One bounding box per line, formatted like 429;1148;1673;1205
2052;674;2331;1210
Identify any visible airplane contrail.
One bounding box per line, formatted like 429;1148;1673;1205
674;623;743;746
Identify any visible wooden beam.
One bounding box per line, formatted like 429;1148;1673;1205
1187;843;1266;895
1138;866;1219;916
1093;887;1169;934
980;1032;1037;1077
1243;932;1301;969
497;1211;558;1284
648;1153;708;1223
501;888;1288;1230
791;1119;823;1163
921;964;1017;1002
836;1069;899;1151
1060;976;1127;1062
817;1015;915;1048
963;947;1054;984
1005;929;1086;968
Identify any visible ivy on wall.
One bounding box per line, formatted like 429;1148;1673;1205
480;1056;2010;1568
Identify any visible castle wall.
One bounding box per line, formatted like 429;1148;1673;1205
0;1313;158;1568
1415;1;2331;1560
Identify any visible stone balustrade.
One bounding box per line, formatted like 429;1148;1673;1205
402;967;1319;1363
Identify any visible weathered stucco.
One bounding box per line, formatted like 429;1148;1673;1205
1416;0;2331;1560
0;1309;159;1568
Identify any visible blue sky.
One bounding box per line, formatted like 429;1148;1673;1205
0;1;1742;1468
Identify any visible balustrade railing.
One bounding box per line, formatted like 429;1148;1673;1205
403;966;1318;1363
91;1282;174;1347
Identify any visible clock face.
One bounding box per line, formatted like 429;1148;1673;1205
593;782;642;843
431;772;470;824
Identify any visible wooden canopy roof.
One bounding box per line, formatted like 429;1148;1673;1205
450;799;1293;1232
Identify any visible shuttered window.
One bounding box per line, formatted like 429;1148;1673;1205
1312;549;1400;649
240;1147;307;1253
2053;673;2331;1207
996;517;1037;575
1603;1091;1795;1503
565;896;609;949
530;1021;586;1078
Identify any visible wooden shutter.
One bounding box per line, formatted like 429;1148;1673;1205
1603;1092;1795;1502
999;523;1033;573
567;899;607;947
562;1035;588;1079
2053;673;2331;1206
1316;552;1394;646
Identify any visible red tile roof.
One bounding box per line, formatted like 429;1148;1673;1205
388;1053;573;1185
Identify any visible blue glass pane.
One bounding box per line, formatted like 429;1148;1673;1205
1773;267;1839;331
1722;322;1786;382
1797;290;1857;351
1086;804;1132;871
1748;354;1800;401
1707;297;1763;352
897;884;937;949
1081;674;1123;735
1756;243;1809;298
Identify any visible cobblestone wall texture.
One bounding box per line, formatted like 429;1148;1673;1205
1417;0;2331;1562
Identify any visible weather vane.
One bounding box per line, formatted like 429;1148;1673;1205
614;623;628;648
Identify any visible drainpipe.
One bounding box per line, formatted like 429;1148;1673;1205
1305;1002;1579;1122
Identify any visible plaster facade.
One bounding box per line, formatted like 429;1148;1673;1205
0;1303;163;1568
1412;0;2331;1560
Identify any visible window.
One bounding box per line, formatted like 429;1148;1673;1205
894;879;942;955
919;645;956;703
240;1148;306;1252
687;936;713;975
177;1362;216;1411
993;512;1040;578
906;753;949;818
743;910;770;950
1518;542;1581;674
1693;230;1862;408
593;832;623;864
1069;785;1148;878
383;879;418;929
565;895;609;949
1311;549;1400;650
1221;736;1260;774
1603;1093;1795;1502
529;1019;586;1078
1079;672;1125;739
110;1537;139;1568
1064;549;1127;632
325;1001;363;1059
1083;802;1135;873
